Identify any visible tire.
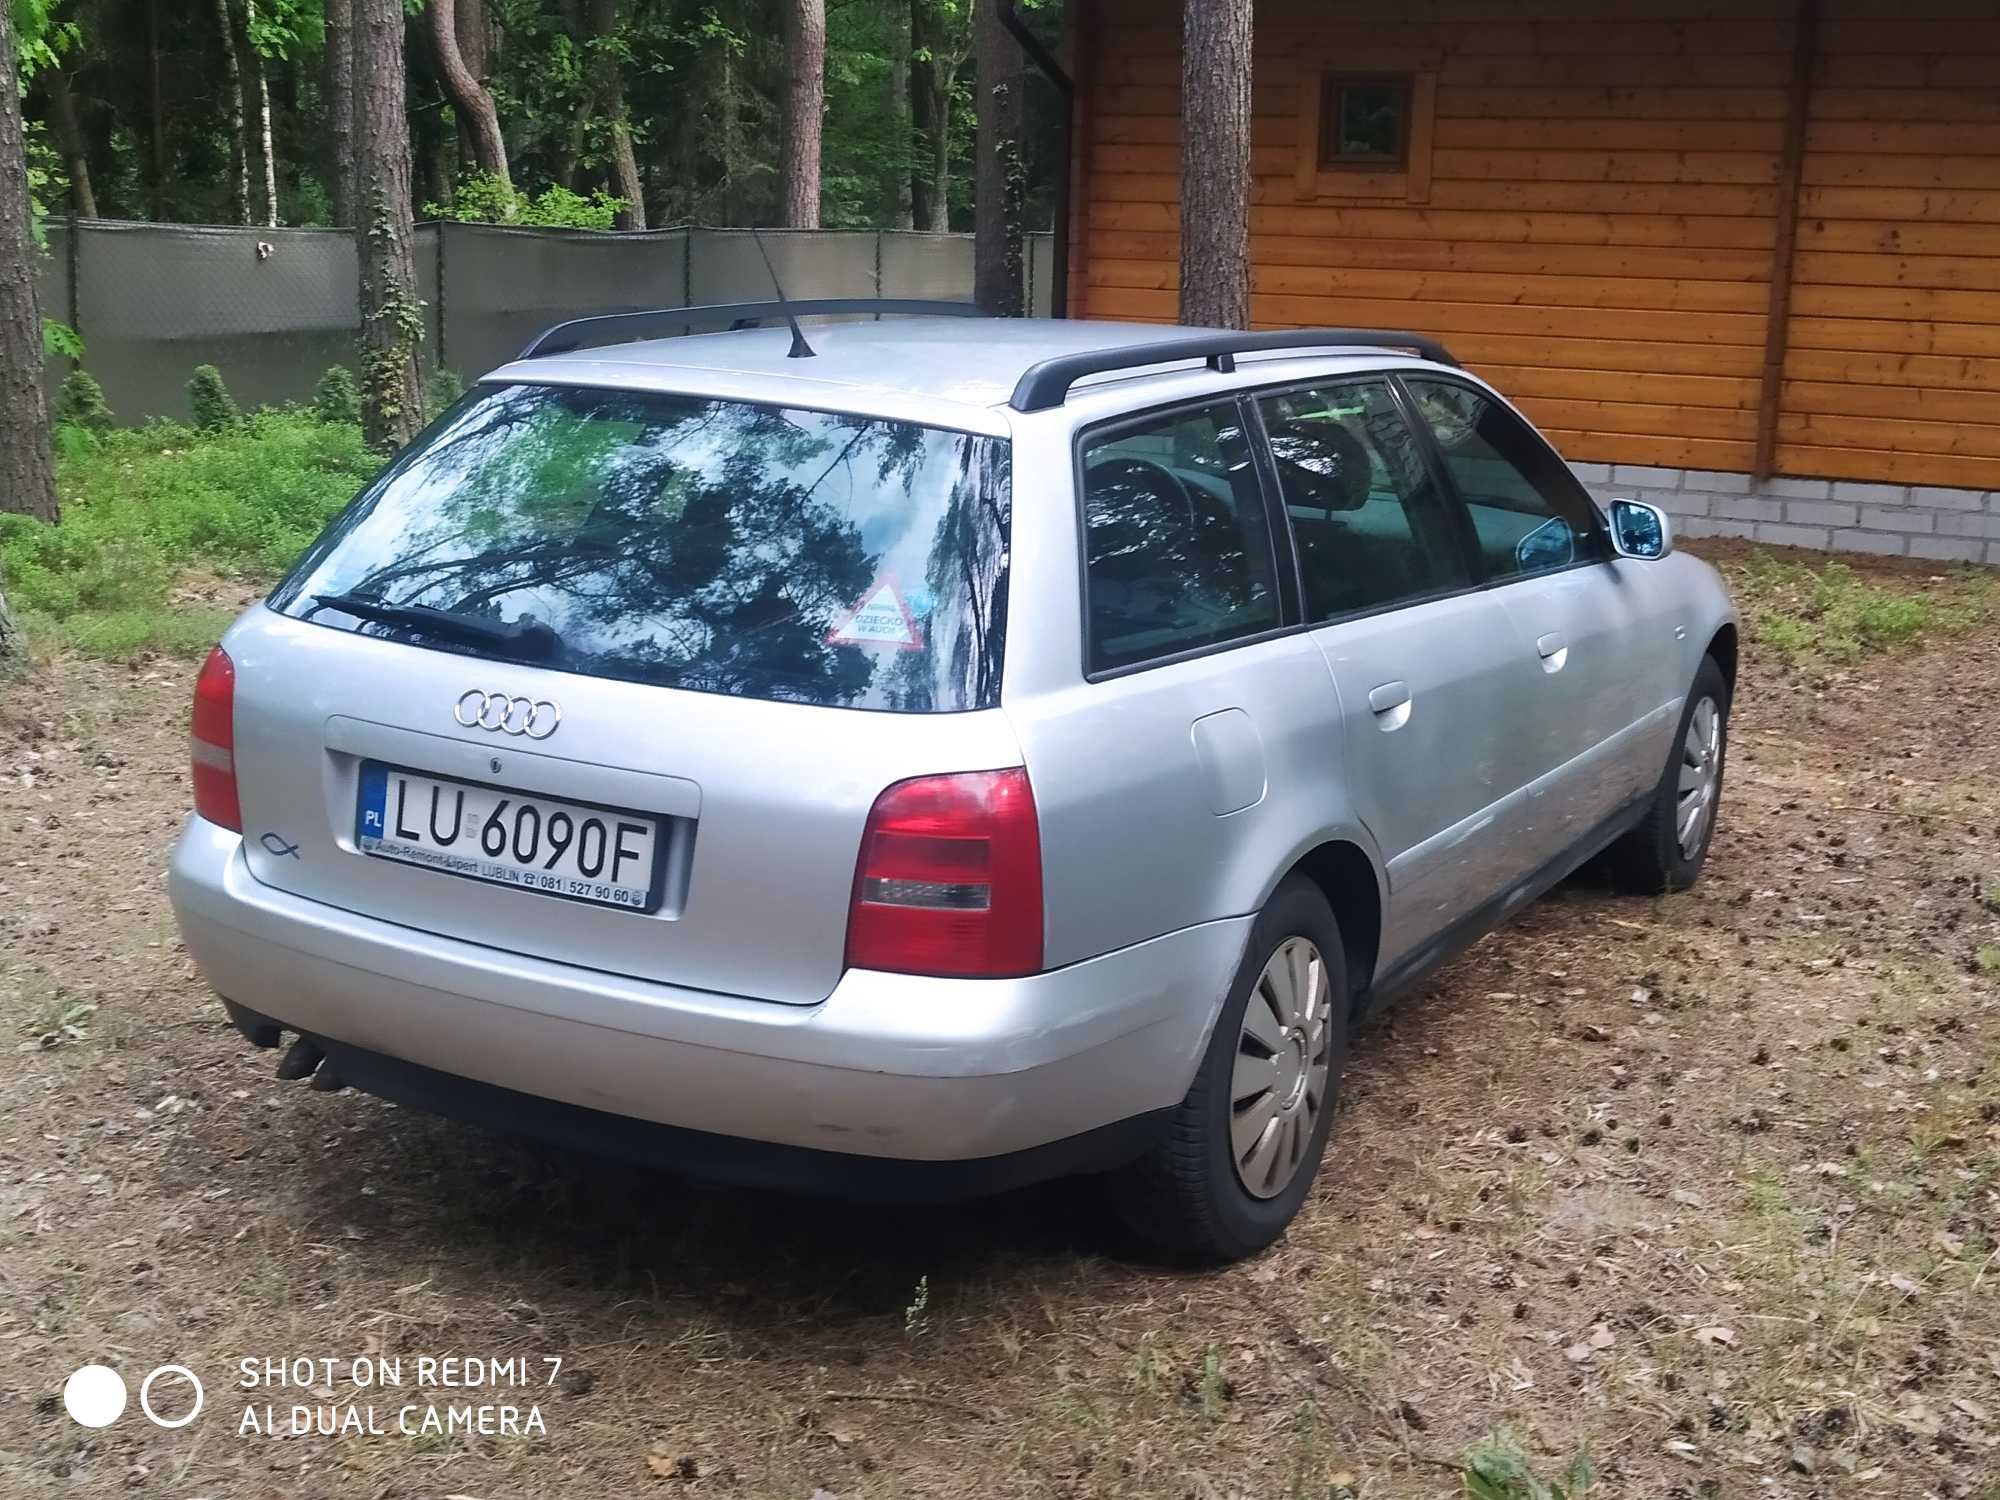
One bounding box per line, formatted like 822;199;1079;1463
1607;654;1730;895
1111;875;1350;1262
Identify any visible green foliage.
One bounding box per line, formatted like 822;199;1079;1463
11;0;79;80
0;411;381;661
425;170;627;230
1460;1428;1596;1500
42;319;83;359
426;367;467;419
53;369;113;432
1976;944;2000;975
313;365;363;426
186;365;241;432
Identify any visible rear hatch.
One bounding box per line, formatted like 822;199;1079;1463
229;380;1015;1006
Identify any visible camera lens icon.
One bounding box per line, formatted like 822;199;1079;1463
62;1364;204;1429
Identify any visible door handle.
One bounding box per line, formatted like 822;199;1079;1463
1535;631;1569;674
1367;681;1410;713
1366;680;1412;731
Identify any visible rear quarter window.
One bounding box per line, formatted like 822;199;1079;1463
272;384;1011;712
1080;401;1281;673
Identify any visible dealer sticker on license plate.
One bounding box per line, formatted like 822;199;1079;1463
356;762;661;911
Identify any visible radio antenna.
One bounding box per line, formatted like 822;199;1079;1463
750;228;816;360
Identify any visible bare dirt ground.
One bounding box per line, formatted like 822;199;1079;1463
1;543;1996;1500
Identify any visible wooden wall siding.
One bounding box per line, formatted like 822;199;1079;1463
1073;0;2000;488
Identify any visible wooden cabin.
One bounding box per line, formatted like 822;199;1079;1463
1059;0;2000;561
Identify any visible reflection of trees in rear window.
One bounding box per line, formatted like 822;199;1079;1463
273;385;1011;712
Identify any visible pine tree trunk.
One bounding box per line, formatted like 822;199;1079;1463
431;0;511;194
148;0;171;220
44;66;98;219
973;2;1024;316
779;0;825;228
908;0;951;233
354;0;423;450
587;0;646;229
324;0;355;226
246;0;280;227
0;1;60;525
215;0;251;224
1180;0;1252;328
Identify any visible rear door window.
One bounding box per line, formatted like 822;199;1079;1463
272;383;1011;712
1080;401;1281;673
1257;380;1475;619
1401;376;1609;580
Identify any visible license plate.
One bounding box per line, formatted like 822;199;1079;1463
355;762;663;912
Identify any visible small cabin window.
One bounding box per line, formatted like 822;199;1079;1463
1296;61;1435;203
1319;75;1411;170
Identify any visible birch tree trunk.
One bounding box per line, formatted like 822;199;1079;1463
879;3;911;229
354;0;423;450
908;0;952;233
973;1;1024;316
779;0;825;228
214;0;251;224
1180;0;1252;328
431;0;511;194
718;33;740;223
245;0;279;227
0;0;60;526
324;0;355;226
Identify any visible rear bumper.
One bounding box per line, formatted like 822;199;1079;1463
168;819;1249;1177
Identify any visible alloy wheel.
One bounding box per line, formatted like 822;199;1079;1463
1230;937;1334;1199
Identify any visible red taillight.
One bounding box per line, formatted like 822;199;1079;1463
844;768;1043;978
190;645;241;832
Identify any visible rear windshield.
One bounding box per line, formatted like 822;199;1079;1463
273;383;1010;712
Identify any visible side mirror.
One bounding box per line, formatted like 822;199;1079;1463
1607;498;1673;560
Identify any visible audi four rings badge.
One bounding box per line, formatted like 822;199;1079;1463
454;689;561;740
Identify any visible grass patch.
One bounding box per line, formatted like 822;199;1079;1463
1461;1427;1596;1499
0;411;381;661
1731;553;1991;665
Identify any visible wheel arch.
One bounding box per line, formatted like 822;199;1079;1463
1705;622;1738;697
1285;839;1385;1005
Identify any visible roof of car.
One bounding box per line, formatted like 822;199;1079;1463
487;317;1438;420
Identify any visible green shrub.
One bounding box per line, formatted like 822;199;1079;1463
313;364;363;425
54;369;114;432
0;411;382;660
187;365;241;432
424;170;627;230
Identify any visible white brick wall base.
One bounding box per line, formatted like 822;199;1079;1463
1573;465;2000;566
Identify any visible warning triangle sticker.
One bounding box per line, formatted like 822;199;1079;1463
827;578;924;651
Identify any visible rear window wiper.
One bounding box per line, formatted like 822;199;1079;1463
307;590;562;658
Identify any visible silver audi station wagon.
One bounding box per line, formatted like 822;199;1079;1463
169;305;1737;1260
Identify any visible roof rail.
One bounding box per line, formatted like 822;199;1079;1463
518;298;989;361
1008;328;1458;412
